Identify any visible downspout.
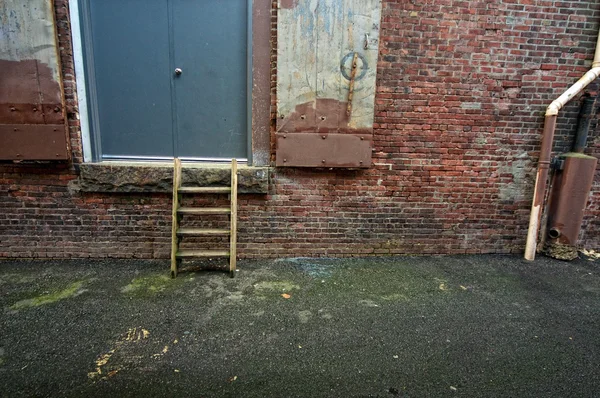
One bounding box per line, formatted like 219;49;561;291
524;29;600;261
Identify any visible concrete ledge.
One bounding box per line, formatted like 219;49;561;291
70;162;270;194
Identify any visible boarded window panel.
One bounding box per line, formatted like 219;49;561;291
276;0;381;167
0;0;69;160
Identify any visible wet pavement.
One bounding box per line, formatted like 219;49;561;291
0;254;599;397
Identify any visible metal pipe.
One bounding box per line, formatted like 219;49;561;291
524;115;556;260
573;95;596;153
524;26;600;261
546;67;600;116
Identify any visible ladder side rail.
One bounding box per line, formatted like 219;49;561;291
170;158;182;278
229;159;238;277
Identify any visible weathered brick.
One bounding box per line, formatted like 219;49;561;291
0;0;598;259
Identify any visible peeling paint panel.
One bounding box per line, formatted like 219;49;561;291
0;0;68;160
276;0;381;167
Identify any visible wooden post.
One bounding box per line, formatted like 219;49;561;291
170;158;182;278
229;159;238;277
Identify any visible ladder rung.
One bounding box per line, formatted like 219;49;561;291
176;250;230;258
177;228;230;236
178;207;231;215
178;187;231;194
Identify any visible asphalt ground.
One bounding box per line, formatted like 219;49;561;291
0;254;599;398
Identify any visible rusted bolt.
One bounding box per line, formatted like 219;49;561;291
10;107;16;111
322;135;326;139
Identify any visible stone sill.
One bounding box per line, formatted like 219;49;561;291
70;162;270;194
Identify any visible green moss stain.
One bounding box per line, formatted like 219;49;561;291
10;281;85;310
254;281;300;294
122;274;176;296
0;358;4;366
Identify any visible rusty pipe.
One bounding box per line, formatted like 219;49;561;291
524;27;600;261
524;115;557;260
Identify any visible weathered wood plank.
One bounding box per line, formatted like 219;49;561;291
341;0;382;130
170;158;182;278
277;0;319;129
229;159;238;277
277;0;382;134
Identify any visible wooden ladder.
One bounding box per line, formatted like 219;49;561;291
170;158;238;278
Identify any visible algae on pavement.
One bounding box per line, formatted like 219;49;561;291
10;280;86;310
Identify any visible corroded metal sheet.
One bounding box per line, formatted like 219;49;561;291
276;0;382;133
547;154;598;246
0;125;69;159
0;0;68;160
276;133;372;168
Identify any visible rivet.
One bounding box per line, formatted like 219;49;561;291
322;159;326;163
33;107;37;112
16;154;21;157
360;136;364;140
322;135;326;139
300;115;306;120
283;159;287;162
10;107;16;111
56;154;60;157
283;135;287;139
13;128;17;131
320;116;326;121
54;107;60;112
360;161;363;164
280;114;285;119
53;129;57;132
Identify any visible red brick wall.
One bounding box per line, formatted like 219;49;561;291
0;0;598;259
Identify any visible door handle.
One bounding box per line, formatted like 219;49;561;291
174;68;183;76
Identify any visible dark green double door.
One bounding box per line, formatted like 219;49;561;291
86;0;248;160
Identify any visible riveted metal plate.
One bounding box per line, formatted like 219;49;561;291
0;1;69;160
276;133;372;168
0;125;69;160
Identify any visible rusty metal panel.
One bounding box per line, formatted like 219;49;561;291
0;125;69;160
547;154;598;246
276;0;381;167
276;133;372;168
0;0;69;160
